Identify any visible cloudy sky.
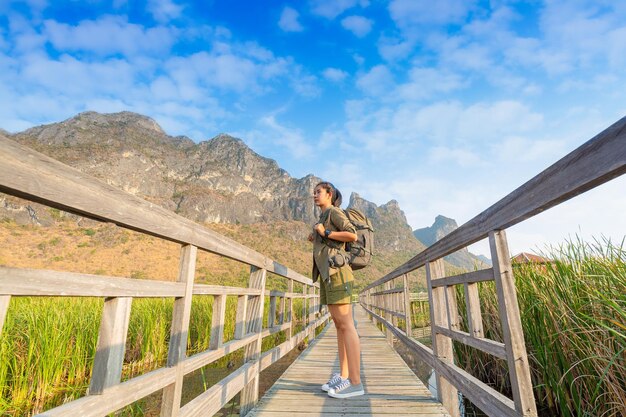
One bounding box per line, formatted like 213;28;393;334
1;0;625;256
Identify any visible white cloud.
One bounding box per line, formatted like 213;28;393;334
310;0;363;20
257;115;314;159
279;7;304;32
428;146;484;167
355;65;394;96
322;67;348;82
341;15;373;37
389;0;477;28
396;67;466;100
43;16;176;57
147;0;183;23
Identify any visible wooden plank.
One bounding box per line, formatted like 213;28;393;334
361;303;520;417
268;296;277;328
235;295;248;340
364;116;626;291
251;306;450;417
0;295;9;337
403;275;412;336
490;230;537;416
445;285;459;331
210;294;227;350
89;296;132;394
431;268;494;288
426;260;459;417
287;279;294;339
0;266;185;297
194;285;261;296
433;326;506;360
464;282;484;338
0;135;312;285
181;361;259;417
161;244;197;417
38;367;176;416
240;266;267;416
371;288;405;296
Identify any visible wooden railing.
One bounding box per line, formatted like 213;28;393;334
360;116;626;417
0;134;329;417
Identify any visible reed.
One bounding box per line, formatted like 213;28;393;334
0;295;305;416
454;237;626;417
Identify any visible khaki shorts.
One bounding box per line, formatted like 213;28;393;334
320;266;353;305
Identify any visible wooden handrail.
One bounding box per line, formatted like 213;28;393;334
364;115;626;291
360;116;626;417
0;134;311;285
0;134;329;417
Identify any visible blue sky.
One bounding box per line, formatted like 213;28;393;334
1;0;625;256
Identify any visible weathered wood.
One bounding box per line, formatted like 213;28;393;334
464;282;484;338
268;296;277;328
161;244;197;417
361;303;520;417
210;294;227;350
251;306;450;417
0;266;185;297
426;260;460;417
278;294;286;325
38;367;176;416
0;135;313;285
193;285;262;296
490;230;537;416
384;281;393;345
287;279;294;339
371;288;405;296
240;266;267;416
89;297;132;395
445;285;460;331
0;295;9;337
431;268;494;288
434;325;506;359
182;361;259;417
403;274;412;336
235;295;248;340
364;116;626;290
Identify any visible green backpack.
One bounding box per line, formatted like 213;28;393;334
343;208;374;270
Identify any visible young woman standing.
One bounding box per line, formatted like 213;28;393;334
309;181;364;398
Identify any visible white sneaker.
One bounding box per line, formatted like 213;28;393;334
321;373;343;392
328;379;364;398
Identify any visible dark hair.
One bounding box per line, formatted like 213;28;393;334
315;181;342;207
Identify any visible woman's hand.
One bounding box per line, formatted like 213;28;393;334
314;223;325;236
307;232;315;242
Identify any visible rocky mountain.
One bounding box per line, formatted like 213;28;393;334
1;111;430;261
7;111;323;225
414;215;491;270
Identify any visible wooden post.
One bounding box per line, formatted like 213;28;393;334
309;286;316;341
402;274;412;337
234;295;248;340
210;294;227;350
268;296;277;328
240;266;266;417
446;284;460;331
384;281;393;345
302;283;307;329
0;295;9;337
426;259;460;417
161;244;197;417
464;282;484;338
287;279;294;339
490;230;538;416
90;296;133;395
279;293;286;325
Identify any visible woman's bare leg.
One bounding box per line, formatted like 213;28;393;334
331;314;349;378
329;303;360;384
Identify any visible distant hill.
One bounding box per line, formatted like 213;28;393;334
1;110;460;289
414;215;491;270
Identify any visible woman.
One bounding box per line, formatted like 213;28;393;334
309;181;364;399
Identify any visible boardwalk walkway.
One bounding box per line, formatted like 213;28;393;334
249;305;451;417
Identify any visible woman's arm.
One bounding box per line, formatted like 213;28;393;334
314;223;357;242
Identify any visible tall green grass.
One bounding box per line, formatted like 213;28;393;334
0;295;306;416
454;237;626;417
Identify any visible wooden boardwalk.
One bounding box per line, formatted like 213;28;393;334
249;305;451;417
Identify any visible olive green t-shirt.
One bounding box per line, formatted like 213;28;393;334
312;206;356;283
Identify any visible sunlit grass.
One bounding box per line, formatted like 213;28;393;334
454;237;626;417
